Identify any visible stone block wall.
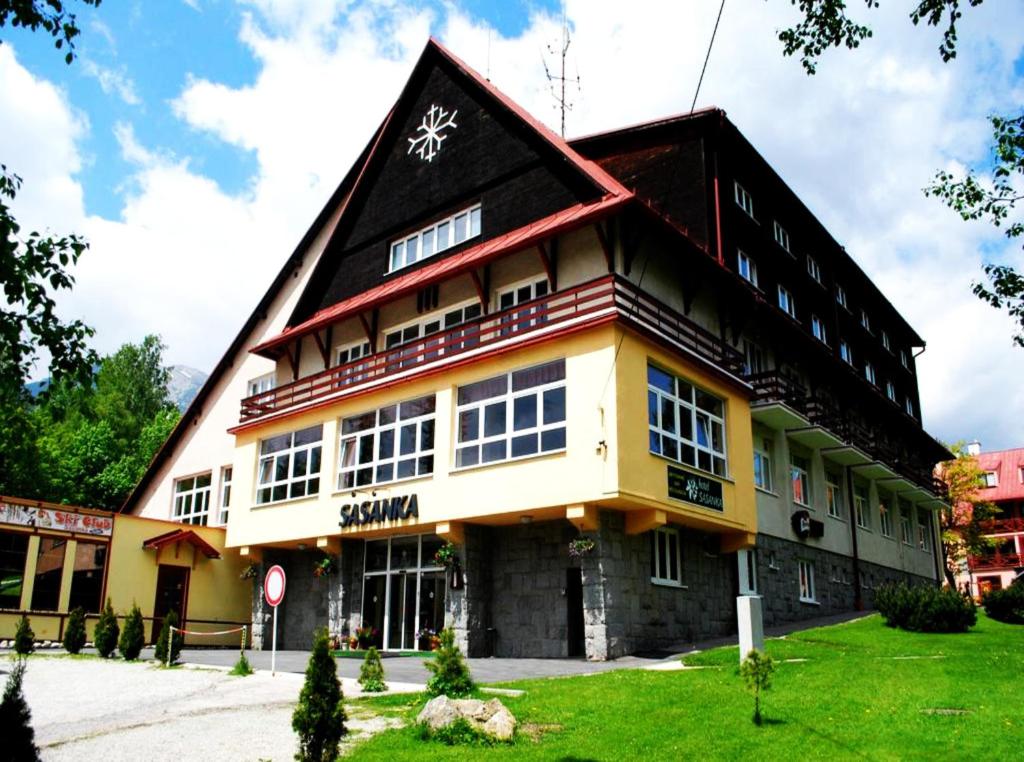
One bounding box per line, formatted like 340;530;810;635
254;548;338;650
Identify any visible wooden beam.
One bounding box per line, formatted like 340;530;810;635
316;536;341;555
468;270;488;313
566;504;599;532
435;520;465;546
624;509;666;535
313;331;329;368
595;223;614;273
324;324;333;367
720;531;757;554
287;342;300;381
537;242;557;292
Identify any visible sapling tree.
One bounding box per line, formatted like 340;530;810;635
93;598;119;658
62;607;87;654
425;628;474;698
154;610;183;666
740;649;775;726
118;603;144;661
358;647;387;693
293;628;347;762
14;615;34;655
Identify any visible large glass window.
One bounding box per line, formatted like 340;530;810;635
31;537;66;611
651;527;682;586
173;473;212;525
0;531;29;609
455;360;566;468
647;365;727;477
68;542;107;613
389;204;482;272
257;425;323;505
338;395;435;489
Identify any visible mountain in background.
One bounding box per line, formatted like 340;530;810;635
26;365;208;412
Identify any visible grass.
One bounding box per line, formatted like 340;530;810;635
349;613;1023;759
333;650;433;659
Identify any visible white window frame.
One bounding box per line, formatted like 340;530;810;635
388;203;481;273
256;425;323;505
738;549;758;595
336;340;371;367
899;503;914;546
496;277;550;334
917;512;930;552
743;339;766;376
651;526;684;587
173;473;212;526
218;466;232;525
247;372;275;398
886;380;897;402
825;471;843;519
811;315;827;344
854;484;869;530
383;299;483;368
338;395;435;490
879;499;893;538
734;181;754;218
754;439;773;493
778;285;796;319
865;362;876;386
648;364;728;478
861;309;872;333
455;359;566;469
773;220;791;253
738;250;758;286
798;560;816;603
836;284;848;309
807;256;822;283
981;471;998;488
840;340;853;365
791;454;811;507
882;331;891;352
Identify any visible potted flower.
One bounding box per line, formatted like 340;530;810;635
348;634;359;650
313;554;336;578
416;628;441;650
355;625;377;649
569;537;596;558
433;542;458;568
239;563;259;580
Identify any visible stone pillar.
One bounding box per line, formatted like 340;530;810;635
335;539;364;640
250;557;269;650
446;525;491;657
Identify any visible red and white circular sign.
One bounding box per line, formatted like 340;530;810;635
264;564;286;607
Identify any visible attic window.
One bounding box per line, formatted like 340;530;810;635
389;204;482;273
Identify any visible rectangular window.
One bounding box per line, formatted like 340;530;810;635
798;560;816;603
886;381;897;402
651;526;683;586
0;531;29;609
778;285;796;318
31;537;65;611
836;284;848;309
256;425;323;505
773;221;791;252
861;309;872;332
882;331;891;352
826;471;843;519
738;250;758;286
854;484;869;529
389;203;482;272
981;471;998;488
497;278;549;334
456;360;566;469
384;301;482;368
811;315;827;344
899;501;913;545
879;500;893;537
754;439;773;492
807;256;822;283
339;395;435;489
174;473;212;526
219;466;232;524
904;396;914;417
738;549;758;595
336;340;371;367
734;181;754;218
900;349;909;368
248;372;275;397
790;454;810;507
68;542;106;614
648;364;728;477
743;340;766;376
840;340;853;365
865;362;876;386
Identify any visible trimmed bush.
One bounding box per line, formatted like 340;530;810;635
14;616;34;655
293;627;347;762
0;658;40;762
62;607;87;654
425;628;474;698
874;582;976;633
230;652;254;676
93;599;119;658
982;581;1024;625
358;646;387;692
154;611;184;665
118;603;145;660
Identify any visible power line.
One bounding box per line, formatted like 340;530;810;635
692;0;727;115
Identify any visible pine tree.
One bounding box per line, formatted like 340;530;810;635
740;649;775;726
154;611;183;666
292;628;347;762
13;615;34;656
62;607;87;654
93;598;119;658
424;628;474;697
118;603;144;661
0;658;40;762
358;647;387;693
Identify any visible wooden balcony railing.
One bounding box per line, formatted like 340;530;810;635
980;517;1024;534
748;371;808;413
968;552;1024;572
240;275;743;423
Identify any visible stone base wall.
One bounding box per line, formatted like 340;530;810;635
253;548;341;651
756;534;937;628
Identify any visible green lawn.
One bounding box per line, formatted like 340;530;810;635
350;613;1023;760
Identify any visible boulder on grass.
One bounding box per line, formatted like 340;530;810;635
417;695;517;741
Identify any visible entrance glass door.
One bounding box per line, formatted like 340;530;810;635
387;572;416;650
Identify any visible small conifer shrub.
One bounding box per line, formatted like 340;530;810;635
230;652;254;676
425;628;474;698
358;646;387;692
93;599;120;658
154;611;184;665
740;649;775;726
874;582;976;632
14;615;34;656
0;658;40;761
293;627;347;762
62;607;87;654
118;603;145;661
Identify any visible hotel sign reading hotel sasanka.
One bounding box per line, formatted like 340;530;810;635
667;466;724;512
339;495;419;528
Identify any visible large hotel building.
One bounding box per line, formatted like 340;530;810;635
123;40;950;659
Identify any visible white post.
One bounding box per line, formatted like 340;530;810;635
736;595;764;664
271;605;278;677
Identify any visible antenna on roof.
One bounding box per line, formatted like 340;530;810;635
541;4;580;137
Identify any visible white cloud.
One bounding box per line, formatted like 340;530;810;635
81;58;141;105
2;1;1024;451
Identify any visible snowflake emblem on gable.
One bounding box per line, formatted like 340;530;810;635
407;104;458;163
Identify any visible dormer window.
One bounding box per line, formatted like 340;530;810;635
773;221;791;253
981;471;998;488
389;204;481;272
738;250;758;286
734;182;754;218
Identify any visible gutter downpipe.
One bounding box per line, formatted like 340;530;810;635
845;465;864;610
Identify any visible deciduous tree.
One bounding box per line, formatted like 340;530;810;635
935;442;998;588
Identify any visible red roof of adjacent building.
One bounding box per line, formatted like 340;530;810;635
976;448;1024;502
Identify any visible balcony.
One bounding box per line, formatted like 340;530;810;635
748;371;809;429
239;275;743;423
968;552;1024;572
980;517;1024;535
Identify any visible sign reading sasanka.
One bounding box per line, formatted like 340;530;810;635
667;465;724;512
339;494;419;528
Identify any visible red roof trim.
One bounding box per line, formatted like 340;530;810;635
251;194;630;356
143;529;221;559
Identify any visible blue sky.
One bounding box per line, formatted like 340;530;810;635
1;0;1023;449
